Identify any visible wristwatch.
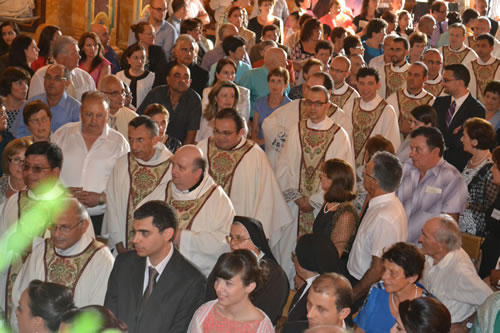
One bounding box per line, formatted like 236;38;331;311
98;193;105;205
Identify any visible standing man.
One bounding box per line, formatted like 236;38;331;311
386;62;435;136
343;67;401;167
466;17;500;58
198;109;295;278
417;15;437;48
440;23;478;67
276;86;354;236
91;24;120;74
166;145;234;275
104;200;206;333
466;34;500;104
104;116;172;254
433;64;486;171
329;56;360;110
28;36;96;101
377;37;411;99
419;215;492;330
128;0;177;61
347;152;407;302
397;127;467;243
423;48;445;97
14;64;80;138
52;91;129;235
137;64;202;144
167;0;188;35
430;1;448;48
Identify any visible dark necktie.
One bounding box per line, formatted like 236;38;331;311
446;101;456;128
142;267;158;305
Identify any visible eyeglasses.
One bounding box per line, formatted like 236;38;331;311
49;222;82;233
213;128;237;136
44;75;68;82
151;6;168;12
226;235;250;243
363;169;377;181
303;99;328;107
23;163;52;173
9;157;24;165
101;90;126;97
29;116;50;126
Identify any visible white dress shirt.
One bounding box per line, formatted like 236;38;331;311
143;244;174;292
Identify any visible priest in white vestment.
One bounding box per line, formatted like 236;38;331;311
198;108;296;279
169;145;234;276
103;116;173;253
329;55;360;110
276;86;355;238
262;72;351;168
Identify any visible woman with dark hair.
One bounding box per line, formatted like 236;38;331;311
205;216;289;326
59;305;128;333
313;158;359;258
459;117;499;237
248;0;284;44
22;100;53;142
121;22;167;74
116;44;154;108
352;0;382;34
189;249;274;332
0;21;20;56
391;297;451;333
6;34;39;76
31;25;61;72
0;66;30;133
397;105;438;163
0;137;31;205
0;97;14;177
290;17;322;74
143;103;182;153
227;6;256;50
354;242;431;333
78;32;111;86
16;280;76;333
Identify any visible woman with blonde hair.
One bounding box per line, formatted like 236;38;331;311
0;137;31;207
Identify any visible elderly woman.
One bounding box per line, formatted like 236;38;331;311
143;103;182;153
354;242;431;333
188;249;274;332
16;280;76;333
227;6;256;50
458;117;499;237
205;216;289;326
313;158;359;258
0;138;31;206
0;67;30;133
391;297;451;333
22;100;53;143
78;32;111;86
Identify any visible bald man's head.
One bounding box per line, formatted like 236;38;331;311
171;145;206;190
98;75;124;112
264;47;288;70
90;24;110;47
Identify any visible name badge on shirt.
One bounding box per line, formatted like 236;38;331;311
491;209;500;220
425;186;442;194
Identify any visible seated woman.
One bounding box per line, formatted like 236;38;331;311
313;158;359;258
116;44;155;109
0;138;31;207
188;249;274;333
5;34;39;76
31;25;61;72
391;297;451;333
252;67;291;148
78;32;111;87
59;305;127;333
16;280;76;333
458;117;498;237
0;21;19;57
205;216;289;326
354;242;431;333
22;100;53;143
0;67;30;134
143;103;182;153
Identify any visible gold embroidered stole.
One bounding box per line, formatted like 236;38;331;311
424;81;444;98
297;120;339;236
299;100;339;120
472;59;500;104
384;64;408;98
126;154;171;249
165;181;218;231
443;47;471;66
352;97;387;166
396;90;434;124
468;36;479;52
44;238;104;292
207;137;254;195
331;85;354;108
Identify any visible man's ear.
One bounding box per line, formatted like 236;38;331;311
339;307;351;321
163;227;175;242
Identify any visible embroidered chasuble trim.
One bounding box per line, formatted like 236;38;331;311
396;90;434;123
472;59;500;104
297;120;340;236
443;47;471;66
331;86;354;109
165;181;218;231
352;97;387;164
125;153;171;249
299;100;339;120
424;82;444;98
384;64;408;99
207;137;254;195
467;36;478;51
43;238;105;293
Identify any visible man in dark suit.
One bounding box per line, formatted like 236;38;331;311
104;200;206;333
433;63;485;171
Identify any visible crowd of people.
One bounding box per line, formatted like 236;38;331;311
0;0;499;331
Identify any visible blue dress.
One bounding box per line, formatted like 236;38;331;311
354;281;432;333
254;94;291;150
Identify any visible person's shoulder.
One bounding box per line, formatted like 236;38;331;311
54;121;79;136
115;250;143;267
186;87;202;100
170;248;206;281
64;93;82;106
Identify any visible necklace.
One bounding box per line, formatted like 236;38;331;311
8;176;26;193
469;151;490;168
391;284;418;311
323;202;340;213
